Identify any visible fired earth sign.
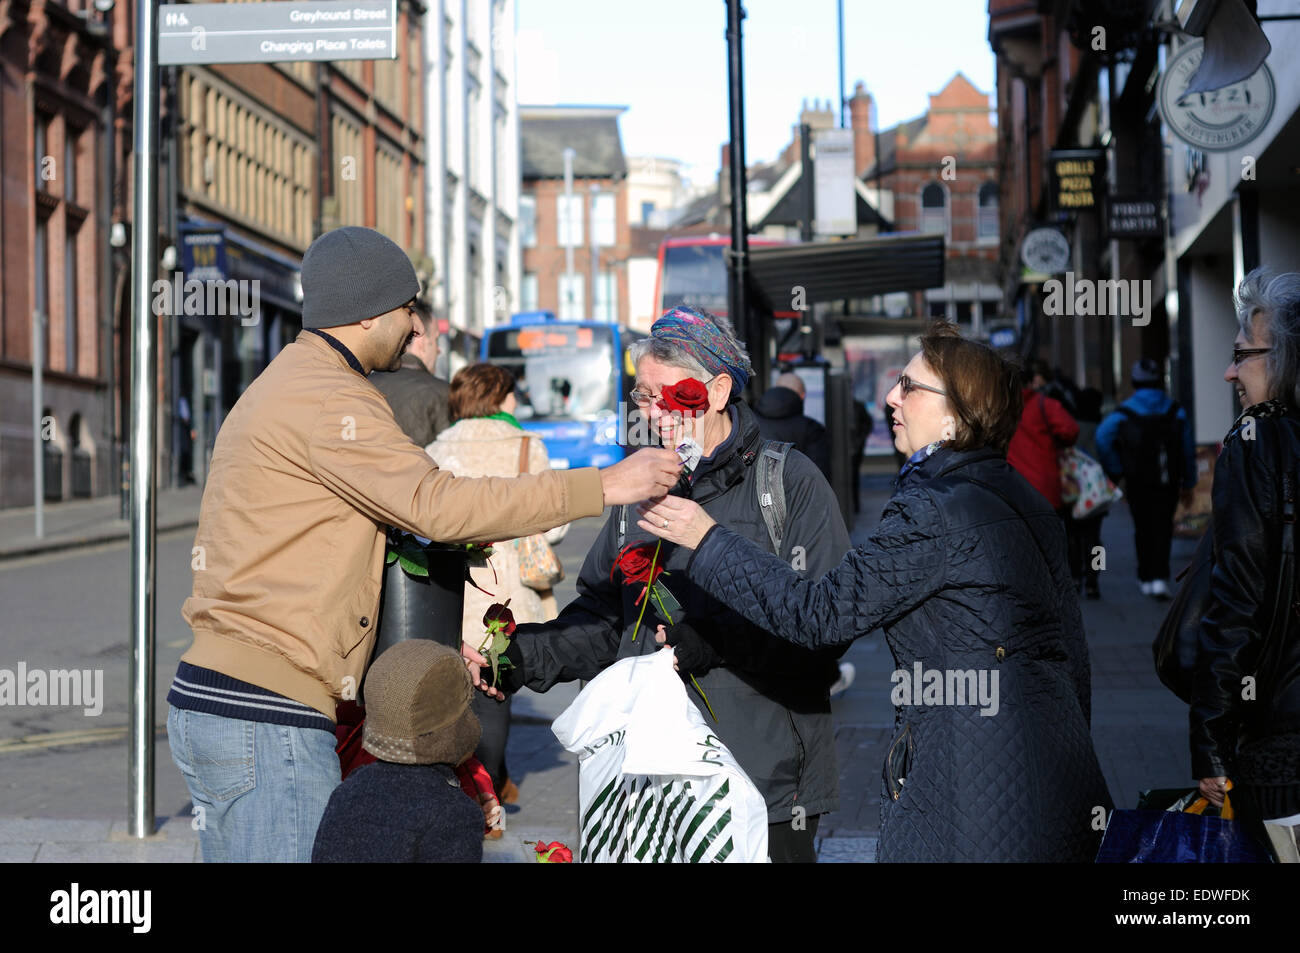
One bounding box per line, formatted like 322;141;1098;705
159;1;398;65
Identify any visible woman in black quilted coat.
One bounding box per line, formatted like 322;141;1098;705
639;322;1113;862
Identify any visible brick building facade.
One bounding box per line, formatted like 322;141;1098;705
0;0;124;509
519;105;629;326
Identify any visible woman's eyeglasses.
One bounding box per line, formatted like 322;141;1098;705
897;374;948;399
1232;347;1270;367
629;375;719;408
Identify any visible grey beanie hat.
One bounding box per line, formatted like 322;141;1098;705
301;226;421;329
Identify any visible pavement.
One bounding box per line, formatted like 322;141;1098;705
0;464;1200;862
0;485;205;562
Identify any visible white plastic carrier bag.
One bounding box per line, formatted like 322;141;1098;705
551;649;769;863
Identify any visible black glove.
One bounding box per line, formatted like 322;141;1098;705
661;622;721;676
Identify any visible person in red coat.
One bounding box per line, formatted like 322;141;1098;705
1007;367;1079;510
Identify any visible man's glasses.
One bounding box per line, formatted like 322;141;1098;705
1232;347;1270;367
897;374;948;399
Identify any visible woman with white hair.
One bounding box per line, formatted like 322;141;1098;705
1193;267;1300;862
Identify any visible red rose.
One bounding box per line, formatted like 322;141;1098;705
611;542;666;589
535;840;573;863
483;601;516;636
658;378;710;415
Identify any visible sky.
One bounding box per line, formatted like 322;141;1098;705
515;0;997;189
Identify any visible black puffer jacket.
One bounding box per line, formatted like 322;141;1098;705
1192;401;1300;811
752;387;832;479
508;402;851;823
686;445;1113;861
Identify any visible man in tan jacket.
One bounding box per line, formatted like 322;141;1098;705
166;226;680;862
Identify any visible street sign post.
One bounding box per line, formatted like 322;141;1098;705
159;0;397;66
128;0;399;839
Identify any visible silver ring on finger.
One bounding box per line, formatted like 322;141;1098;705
663;519;670;528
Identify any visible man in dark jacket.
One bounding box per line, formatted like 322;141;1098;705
752;373;832;480
1096;358;1196;599
369;302;451;446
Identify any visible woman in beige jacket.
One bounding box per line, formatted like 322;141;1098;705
426;363;561;826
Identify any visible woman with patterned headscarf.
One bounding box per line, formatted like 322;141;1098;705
494;306;851;862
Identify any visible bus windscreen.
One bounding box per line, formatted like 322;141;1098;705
486;324;617;422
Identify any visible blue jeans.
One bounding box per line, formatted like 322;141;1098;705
167;705;341;862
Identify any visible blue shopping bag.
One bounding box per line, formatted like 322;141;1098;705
1096;786;1273;863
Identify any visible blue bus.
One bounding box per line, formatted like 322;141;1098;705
481;312;644;470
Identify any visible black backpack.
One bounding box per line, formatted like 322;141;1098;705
1116;403;1185;489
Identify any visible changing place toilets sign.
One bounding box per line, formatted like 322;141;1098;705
159;0;398;65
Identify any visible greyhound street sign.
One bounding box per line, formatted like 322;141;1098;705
159;0;398;66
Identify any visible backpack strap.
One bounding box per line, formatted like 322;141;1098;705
756;440;793;556
1116;406;1139;422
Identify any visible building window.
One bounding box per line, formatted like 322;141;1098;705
920;183;947;236
641;200;655;226
978;182;999;240
557;194;583;247
35;114;52;190
593;270;616;322
521;272;538;312
519;194;536;247
591;191;615;247
558;273;585;320
64;126;77;203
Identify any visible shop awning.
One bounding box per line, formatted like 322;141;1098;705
747;233;945;310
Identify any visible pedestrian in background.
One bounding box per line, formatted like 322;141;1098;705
1006;361;1079;514
1095;358;1196;599
752;371;832;480
312;641;484;863
369;301;451;446
1192;268;1300;862
639;321;1112;862
426;362;563;828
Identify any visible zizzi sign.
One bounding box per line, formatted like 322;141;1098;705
159;0;398;66
1158;40;1275;153
1048;150;1105;218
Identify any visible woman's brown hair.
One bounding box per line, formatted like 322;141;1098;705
449;363;515;421
918;321;1023;454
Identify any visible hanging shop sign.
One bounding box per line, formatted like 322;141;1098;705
1019;227;1071;277
1158;39;1275;153
1105;195;1164;240
1048;149;1105;218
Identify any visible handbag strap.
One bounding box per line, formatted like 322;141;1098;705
517;436;530;476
